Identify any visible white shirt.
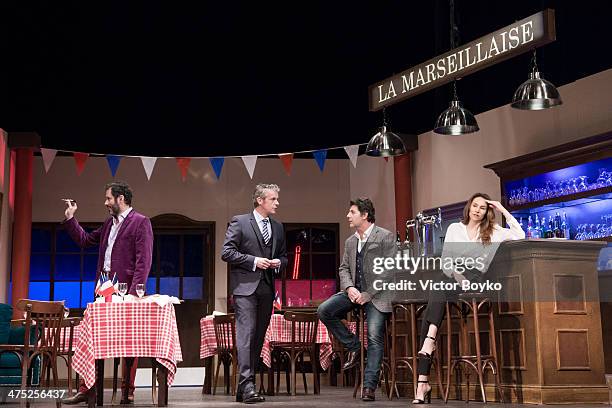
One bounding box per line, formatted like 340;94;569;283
443;214;525;243
252;210;273;271
441;213;525;278
354;223;375;253
103;207;133;272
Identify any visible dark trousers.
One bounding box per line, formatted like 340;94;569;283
417;271;485;376
317;292;388;390
233;280;274;392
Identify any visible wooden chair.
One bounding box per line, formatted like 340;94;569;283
50;316;81;396
212;314;237;396
269;311;319;396
0;299;64;408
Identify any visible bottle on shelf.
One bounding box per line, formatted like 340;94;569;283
396;231;402;246
562;212;570;240
526;216;533;238
554;212;563;238
532;215;541;239
539;214;546;238
545;216;554;239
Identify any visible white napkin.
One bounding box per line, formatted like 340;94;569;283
144;294;181;307
212;310;227;316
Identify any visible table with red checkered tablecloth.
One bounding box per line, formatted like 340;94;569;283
72;302;183;392
200;312;367;394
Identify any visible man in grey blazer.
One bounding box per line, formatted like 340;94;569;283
222;183;287;404
318;197;395;402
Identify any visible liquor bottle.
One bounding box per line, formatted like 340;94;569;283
539;214;546;238
545;216;554;239
562;212;570;240
532;215;541;239
554;212;562;238
396;231;402;246
526;216;533;238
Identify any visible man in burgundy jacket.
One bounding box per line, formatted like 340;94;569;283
61;181;153;405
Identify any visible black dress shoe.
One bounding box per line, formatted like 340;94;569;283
242;389;261;404
62;391;89;405
362;387;376;401
252;391;265;402
343;349;361;370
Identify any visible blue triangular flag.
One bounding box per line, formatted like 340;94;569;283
313;150;327;172
106;155;122;177
209;157;225;179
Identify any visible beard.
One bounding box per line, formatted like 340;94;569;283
108;203;121;217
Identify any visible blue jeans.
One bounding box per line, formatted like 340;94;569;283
317;292;388;390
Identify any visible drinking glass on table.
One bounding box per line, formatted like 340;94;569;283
118;282;128;301
136;284;145;298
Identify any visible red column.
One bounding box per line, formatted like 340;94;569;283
11;148;33;318
394;153;414;241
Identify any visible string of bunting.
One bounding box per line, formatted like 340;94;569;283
38;142;389;181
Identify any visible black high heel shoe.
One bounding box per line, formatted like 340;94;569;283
417;335;436;360
412;380;432;404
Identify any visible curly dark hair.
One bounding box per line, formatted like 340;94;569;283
350;197;375;223
104;181;133;205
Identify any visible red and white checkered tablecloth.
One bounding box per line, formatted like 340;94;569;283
199;316;217;360
200;314;363;371
72;302;183;389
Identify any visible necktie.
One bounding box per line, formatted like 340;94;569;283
262;219;270;245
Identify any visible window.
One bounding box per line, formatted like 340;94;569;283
278;223;339;308
23;223;101;308
25;214;215;311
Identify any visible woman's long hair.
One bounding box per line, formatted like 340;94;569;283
461;193;495;245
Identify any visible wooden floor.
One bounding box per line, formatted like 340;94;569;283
15;386;607;407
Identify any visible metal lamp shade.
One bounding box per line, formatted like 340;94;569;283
433;100;479;135
511;71;562;110
365;126;406;157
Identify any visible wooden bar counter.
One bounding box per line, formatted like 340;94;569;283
392;239;609;404
491;239;608;404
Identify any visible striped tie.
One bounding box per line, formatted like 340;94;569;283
262;219;270;244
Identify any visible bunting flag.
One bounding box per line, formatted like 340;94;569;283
176;158;191;181
106;155;122;177
73;152;89;176
40;148;58;173
343;144;359;168
209;157;224;179
279;153;294;176
140;156;157;180
241;155;258;179
313;149;327;172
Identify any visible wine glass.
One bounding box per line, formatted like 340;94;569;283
118;283;128;301
136;284;145;298
63;307;70;318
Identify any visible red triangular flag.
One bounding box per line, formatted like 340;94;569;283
73;152;89;176
176;158;191;181
279;153;294;176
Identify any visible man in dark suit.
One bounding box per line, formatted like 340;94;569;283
222;183;287;404
317;198;395;402
61;181;153;405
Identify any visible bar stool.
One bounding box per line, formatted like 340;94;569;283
446;292;503;403
389;299;446;401
351;306;366;399
388;299;424;399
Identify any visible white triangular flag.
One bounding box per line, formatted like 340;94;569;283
40;148;58;173
241;155;258;179
140;156;157;180
344;144;359;168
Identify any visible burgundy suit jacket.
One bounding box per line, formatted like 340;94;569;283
63;210;154;295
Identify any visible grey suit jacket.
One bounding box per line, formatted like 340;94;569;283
221;213;288;296
338;225;395;313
